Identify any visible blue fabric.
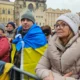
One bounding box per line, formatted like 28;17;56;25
12;24;47;51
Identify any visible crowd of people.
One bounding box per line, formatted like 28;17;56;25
0;10;80;80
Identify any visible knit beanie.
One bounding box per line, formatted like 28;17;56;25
7;22;15;29
56;13;80;34
0;24;5;33
21;10;35;23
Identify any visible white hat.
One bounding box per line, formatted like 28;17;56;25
56;13;80;34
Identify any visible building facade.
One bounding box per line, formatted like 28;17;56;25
14;0;47;26
45;8;71;29
0;1;14;26
14;0;71;29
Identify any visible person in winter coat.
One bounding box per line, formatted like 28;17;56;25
11;10;47;80
36;13;80;80
5;22;16;42
0;24;10;62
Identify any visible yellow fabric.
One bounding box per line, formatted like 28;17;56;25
10;43;47;80
23;44;48;75
35;44;48;55
11;44;16;63
0;63;13;80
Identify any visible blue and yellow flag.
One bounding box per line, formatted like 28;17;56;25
0;63;13;80
11;24;47;78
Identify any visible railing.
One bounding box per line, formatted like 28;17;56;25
12;66;41;80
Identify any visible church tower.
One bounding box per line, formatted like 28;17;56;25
23;0;47;12
14;0;46;17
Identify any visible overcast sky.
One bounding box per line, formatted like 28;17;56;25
46;0;80;13
9;0;15;2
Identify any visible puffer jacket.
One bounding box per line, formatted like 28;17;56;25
0;36;10;62
36;32;80;80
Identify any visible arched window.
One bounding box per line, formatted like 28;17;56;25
28;3;34;11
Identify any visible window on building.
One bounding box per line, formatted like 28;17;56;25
2;9;5;14
8;10;10;14
28;3;34;12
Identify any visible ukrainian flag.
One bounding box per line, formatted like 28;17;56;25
11;24;47;79
0;62;13;80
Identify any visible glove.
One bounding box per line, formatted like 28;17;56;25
12;34;22;43
15;34;22;39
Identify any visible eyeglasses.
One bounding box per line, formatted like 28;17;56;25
54;22;69;28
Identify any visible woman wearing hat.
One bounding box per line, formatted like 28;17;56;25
5;22;16;42
36;13;80;80
0;24;10;62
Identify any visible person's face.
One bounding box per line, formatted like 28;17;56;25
54;20;73;38
21;18;33;30
7;24;14;31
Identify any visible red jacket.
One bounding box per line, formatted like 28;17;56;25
0;36;10;62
